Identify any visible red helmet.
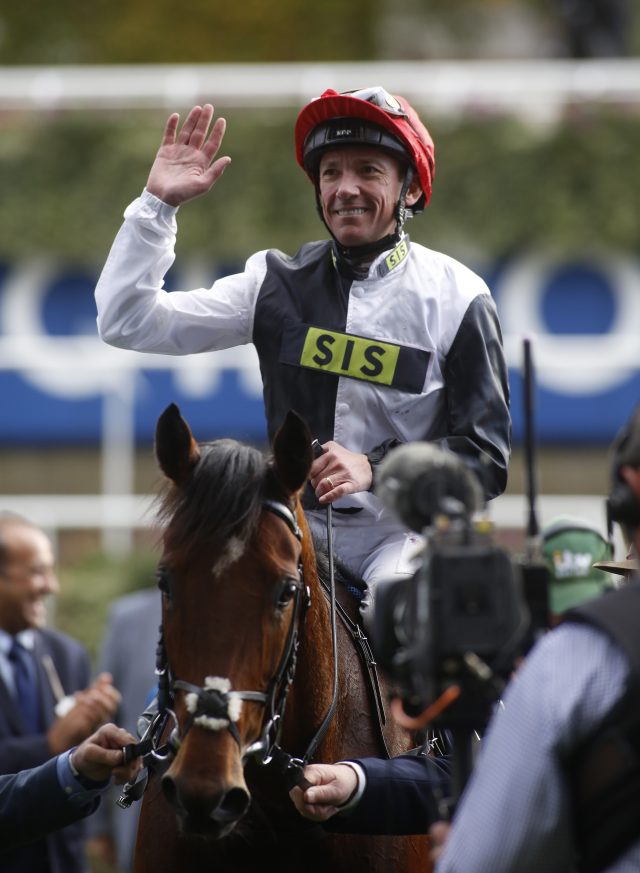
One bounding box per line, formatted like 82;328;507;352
294;87;435;212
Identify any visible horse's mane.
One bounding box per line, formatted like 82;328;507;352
157;439;269;568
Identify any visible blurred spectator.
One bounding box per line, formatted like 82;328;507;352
87;586;161;873
552;0;631;56
540;516;615;626
0;512;121;873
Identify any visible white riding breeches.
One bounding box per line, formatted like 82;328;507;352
305;508;424;615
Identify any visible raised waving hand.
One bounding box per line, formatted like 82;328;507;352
146;104;231;207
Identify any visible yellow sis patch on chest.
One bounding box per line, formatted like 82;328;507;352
300;327;400;385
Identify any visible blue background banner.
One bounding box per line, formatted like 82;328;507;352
0;251;638;446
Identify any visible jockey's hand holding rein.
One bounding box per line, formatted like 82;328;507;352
310;442;373;504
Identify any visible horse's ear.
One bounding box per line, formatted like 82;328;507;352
155;403;201;487
272;410;313;495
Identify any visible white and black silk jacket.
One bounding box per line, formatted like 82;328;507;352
96;190;511;516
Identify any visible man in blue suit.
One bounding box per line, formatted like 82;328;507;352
0;722;141;852
0;512;121;873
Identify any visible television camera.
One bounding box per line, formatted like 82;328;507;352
369;441;544;802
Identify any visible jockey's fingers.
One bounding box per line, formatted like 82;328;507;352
318;478;354;504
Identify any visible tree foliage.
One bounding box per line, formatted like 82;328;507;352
0;104;638;270
0;0;378;64
55;549;158;662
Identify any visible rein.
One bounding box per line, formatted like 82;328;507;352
296;494;339;766
294;440;340;769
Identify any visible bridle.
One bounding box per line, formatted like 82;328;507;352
119;495;338;807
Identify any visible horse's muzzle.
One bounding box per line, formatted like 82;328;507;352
162;773;251;839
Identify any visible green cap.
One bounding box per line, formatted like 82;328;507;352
541;517;614;615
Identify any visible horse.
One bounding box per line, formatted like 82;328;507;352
130;402;432;873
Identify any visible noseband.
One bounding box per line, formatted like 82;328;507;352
119;497;315;805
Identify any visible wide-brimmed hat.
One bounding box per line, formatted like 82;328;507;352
591;559;636;575
592;543;638;577
541;517;615;614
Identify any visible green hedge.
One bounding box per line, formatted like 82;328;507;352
54;550;158;664
2;1;639;66
0;0;379;65
1;105;639;269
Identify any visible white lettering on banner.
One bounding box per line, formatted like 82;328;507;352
496;251;640;395
2;254;640;404
0;260;263;401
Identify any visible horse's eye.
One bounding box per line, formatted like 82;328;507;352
276;577;300;610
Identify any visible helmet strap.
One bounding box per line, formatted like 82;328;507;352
395;166;414;232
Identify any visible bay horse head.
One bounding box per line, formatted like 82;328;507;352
152;402;313;840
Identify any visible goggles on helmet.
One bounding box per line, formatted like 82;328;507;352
339;87;409;118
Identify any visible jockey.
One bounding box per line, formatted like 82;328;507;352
95;86;511;615
294;87;434;274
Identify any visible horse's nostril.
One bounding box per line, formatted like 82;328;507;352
161;774;178;808
211;787;251;823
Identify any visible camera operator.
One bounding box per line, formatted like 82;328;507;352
290;511;618;833
432;404;640;873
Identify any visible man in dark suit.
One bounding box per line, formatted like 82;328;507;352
0;512;121;873
0;722;141;852
289;751;450;833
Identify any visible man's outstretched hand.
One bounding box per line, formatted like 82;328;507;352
146;104;231;207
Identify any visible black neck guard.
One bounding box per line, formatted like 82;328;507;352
332;232;401;279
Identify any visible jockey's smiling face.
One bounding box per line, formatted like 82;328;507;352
318;146;421;249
